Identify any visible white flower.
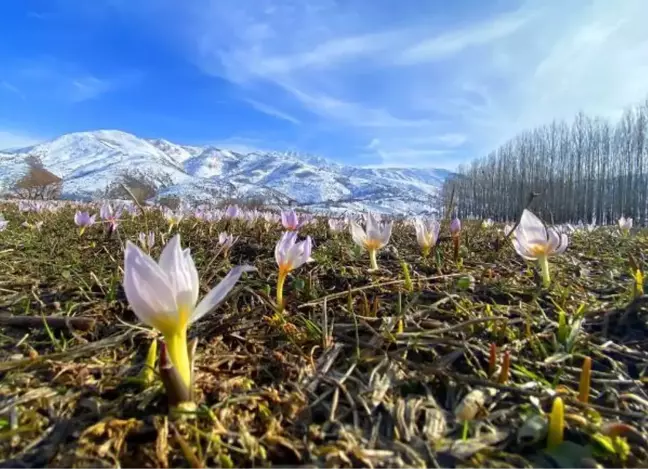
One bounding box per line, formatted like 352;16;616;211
350;212;392;270
618;216;633;232
138;231;155;250
218;232;237;252
275;231;313;275
414;218;440;253
350;213;392;252
125;235;255;333
512;210;568;261
164;208;184;227
123;235;255;385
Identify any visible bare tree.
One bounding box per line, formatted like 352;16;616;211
443;94;648;225
12;157;62;199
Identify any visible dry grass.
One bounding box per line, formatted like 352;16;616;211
1;203;648;468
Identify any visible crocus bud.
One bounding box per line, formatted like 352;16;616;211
450;218;461;236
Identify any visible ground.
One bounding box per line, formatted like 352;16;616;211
1;204;648;468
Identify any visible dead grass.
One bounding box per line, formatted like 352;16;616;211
1;203;648;467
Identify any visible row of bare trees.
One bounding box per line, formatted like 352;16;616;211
442;97;648;225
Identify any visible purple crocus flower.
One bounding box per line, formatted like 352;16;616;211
74;211;96;235
218;232;238;256
281;209;302;231
275;231;313;274
100;202;122;231
450;217;461;236
225;205;240;219
274;231;313;306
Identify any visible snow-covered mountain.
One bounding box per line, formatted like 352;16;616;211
0;130;451;214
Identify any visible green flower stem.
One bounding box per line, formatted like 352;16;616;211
369;249;378;270
165;329;191;390
277;271;287;308
538;254;551;288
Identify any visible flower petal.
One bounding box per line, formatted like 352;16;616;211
366;213;382;241
379;221;393;247
183;247;200;307
124;241;178;332
158;235;197;310
512;237;537;261
191;265;257;323
515;209;546;244
553;233;569;255
349;221;367;248
275;231;297;267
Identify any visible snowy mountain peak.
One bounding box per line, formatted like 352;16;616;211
0;130;451;214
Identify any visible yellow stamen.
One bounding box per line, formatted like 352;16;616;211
364;239;382;251
527;243;550;257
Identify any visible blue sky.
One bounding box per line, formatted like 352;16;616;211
1;0;648;169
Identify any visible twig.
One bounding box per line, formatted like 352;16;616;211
0;330;137;372
0;314;96;331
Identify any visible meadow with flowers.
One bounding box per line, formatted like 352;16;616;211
1;199;648;467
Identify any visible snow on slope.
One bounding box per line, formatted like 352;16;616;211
146;139;203;164
0;152;30;194
5;130;192;197
183;147;241;178
0;130;450;214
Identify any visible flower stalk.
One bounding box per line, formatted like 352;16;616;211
276;270;287;308
140;338;158;386
369;249;378;270
497;349;510;384
578;356;592;404
450;218;461;262
488;343;497;378
538;254;551;288
547;396;565;450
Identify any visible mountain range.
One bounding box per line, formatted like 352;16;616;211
0;130;451;214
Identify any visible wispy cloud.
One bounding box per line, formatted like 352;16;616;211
70;76;115;102
244;98;301;125
0;81;25;99
120;0;648;168
395;9;533;65
4;57;140;103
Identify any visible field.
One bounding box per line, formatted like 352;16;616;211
1;201;648;468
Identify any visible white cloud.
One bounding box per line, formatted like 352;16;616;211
130;0;648;168
244;98;301;125
71;76;114;102
396;10;533;65
1;81;24;98
6;58;141;103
